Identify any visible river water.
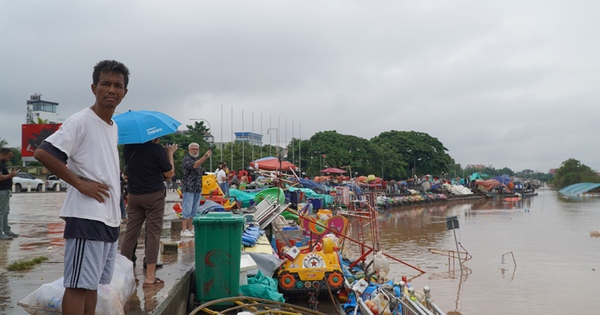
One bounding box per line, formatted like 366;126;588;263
3;187;600;314
377;186;600;315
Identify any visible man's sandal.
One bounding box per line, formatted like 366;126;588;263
142;278;164;288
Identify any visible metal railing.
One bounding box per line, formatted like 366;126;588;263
356;282;447;315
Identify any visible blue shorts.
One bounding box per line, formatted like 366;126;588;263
182;192;200;219
63;238;117;290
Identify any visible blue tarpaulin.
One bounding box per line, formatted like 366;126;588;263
492;174;512;186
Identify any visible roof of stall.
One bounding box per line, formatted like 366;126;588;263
558;182;600;195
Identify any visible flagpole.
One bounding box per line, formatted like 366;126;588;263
230;106;233;171
252;112;255;162
285;118;288;157
241;109;245;172
292;120;295;168
299;122;302;176
220;104;223;163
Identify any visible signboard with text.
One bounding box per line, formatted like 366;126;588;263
21;124;61;161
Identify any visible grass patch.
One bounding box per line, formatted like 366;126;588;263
7;256;50;271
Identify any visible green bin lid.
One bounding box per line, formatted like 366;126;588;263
193;212;244;225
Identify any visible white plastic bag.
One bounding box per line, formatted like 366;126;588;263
18;254;135;315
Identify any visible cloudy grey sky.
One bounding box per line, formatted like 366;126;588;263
2;1;599;173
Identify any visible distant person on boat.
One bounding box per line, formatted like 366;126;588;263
421;178;431;192
180;143;211;238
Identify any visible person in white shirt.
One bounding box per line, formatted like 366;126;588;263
35;60;129;315
216;162;229;197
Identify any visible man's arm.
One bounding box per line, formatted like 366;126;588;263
162;144;178;180
34;148;110;202
0;168;17;181
193;150;212;169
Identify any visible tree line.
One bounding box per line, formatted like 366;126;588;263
0;128;563;183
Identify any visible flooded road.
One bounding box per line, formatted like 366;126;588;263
2;187;600;314
0;191;190;315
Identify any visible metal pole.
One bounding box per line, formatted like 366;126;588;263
453;225;464;272
252;112;255;163
298;123;302;176
220;104;223;163
241;109;244;171
230;106;233;170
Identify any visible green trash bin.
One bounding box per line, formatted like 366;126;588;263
193;212;244;305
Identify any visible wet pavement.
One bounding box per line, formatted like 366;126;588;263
0;190;194;315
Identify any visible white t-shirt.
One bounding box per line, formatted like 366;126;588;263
217;169;227;184
45;107;121;228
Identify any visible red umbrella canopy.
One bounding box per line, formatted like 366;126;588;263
250;156;297;171
319;167;346;174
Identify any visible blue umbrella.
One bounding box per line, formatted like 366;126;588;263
113;110;181;144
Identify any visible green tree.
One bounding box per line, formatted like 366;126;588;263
287;131;377;177
365;141;406;180
371;130;451;177
10;148;22;166
144;122;216;178
550;158;600;188
185;121;210;142
0;146;22;167
498;167;515;176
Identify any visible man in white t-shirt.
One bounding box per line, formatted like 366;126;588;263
34;60;129;315
216;162;229;197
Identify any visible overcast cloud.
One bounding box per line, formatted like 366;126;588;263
2;1;599;173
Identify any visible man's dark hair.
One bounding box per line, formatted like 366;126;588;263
0;148;12;155
92;60;130;88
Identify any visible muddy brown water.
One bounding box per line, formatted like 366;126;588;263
2;187;600;314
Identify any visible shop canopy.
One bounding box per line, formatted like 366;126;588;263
319;167;346;174
249;156;296;171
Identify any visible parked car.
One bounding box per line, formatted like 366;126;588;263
12;172;44;192
46;175;68;191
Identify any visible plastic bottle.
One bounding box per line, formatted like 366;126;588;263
372;294;393;315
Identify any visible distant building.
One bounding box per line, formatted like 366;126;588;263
549;168;558;175
26;94;62;124
234;132;263;146
465;164;485;169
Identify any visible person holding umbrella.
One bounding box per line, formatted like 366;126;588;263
120;137;176;287
34;60;129;315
